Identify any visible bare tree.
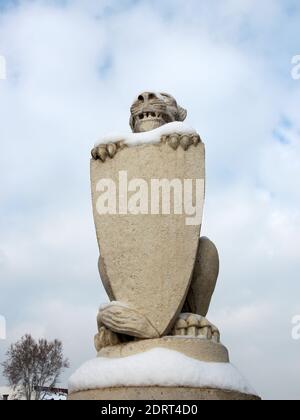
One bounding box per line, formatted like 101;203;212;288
2;334;69;400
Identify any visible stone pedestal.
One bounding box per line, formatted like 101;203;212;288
68;337;260;401
98;336;229;363
69;387;260;401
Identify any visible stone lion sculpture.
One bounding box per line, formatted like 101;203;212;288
92;92;220;351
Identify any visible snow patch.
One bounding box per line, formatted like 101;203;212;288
95;122;197;147
68;348;256;395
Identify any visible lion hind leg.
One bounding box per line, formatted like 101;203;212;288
184;237;219;317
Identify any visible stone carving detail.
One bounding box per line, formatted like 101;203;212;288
95;312;220;353
171;313;220;343
161;133;201;151
91;140;127;162
99;302;160;339
130;92;187;133
91;93;201;161
91;133;202;162
95;236;219;348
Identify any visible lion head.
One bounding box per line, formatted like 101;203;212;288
130;92;187;133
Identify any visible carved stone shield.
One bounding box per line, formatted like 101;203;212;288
91;141;205;336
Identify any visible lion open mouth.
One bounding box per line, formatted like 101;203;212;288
136;111;170;123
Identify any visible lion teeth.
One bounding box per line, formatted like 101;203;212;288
138;112;165;121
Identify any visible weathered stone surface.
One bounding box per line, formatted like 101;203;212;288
91;142;205;337
171;313;220;342
98;336;229;363
69;387;261;401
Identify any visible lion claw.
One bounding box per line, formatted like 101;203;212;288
91;141;127;162
161;133;201;151
172;313;220;343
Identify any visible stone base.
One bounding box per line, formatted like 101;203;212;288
98;336;229;363
68;339;260;401
69;386;260;401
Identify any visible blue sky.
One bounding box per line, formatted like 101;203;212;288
0;0;300;400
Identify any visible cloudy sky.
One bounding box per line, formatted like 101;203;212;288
0;0;300;400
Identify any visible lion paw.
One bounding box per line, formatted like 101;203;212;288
94;326;122;352
91;141;127;162
161;133;201;151
171;313;220;343
99;302;160;339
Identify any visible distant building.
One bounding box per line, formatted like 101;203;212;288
0;385;68;400
0;386;16;400
35;386;68;400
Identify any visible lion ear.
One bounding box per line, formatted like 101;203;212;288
177;106;187;122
